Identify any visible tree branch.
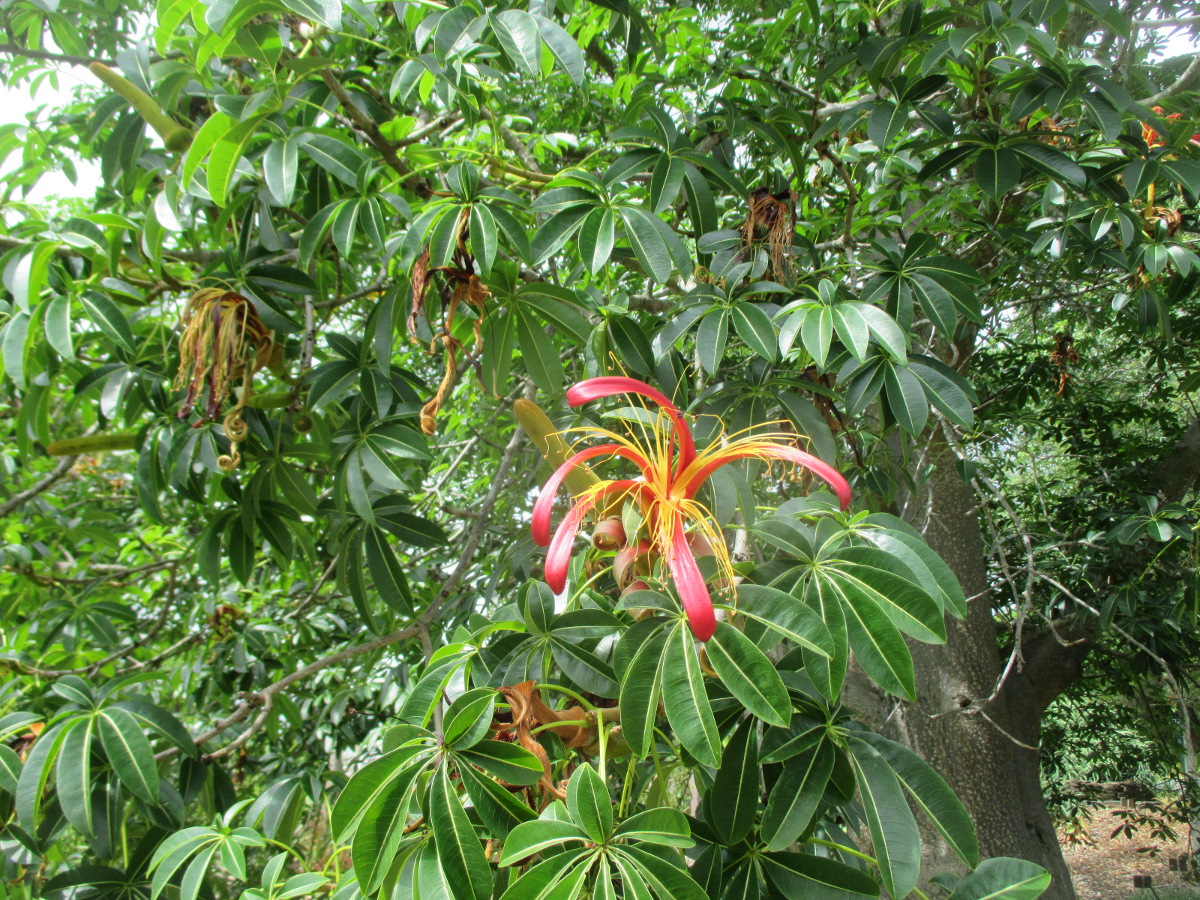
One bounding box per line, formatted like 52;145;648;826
1134;15;1200;27
0;43;114;67
481;108;543;175
1141;53;1200;103
0;455;77;518
434;403;528;607
320;70;430;197
731;67;876;119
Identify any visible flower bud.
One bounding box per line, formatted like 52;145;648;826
592;517;626;551
613;539;652;589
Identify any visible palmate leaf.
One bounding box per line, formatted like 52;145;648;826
615;845;709;900
96;707;159;804
730;584;834;658
946;858;1051;899
705;623;791;727
332;745;431;842
792;577;849;702
149;825;264;900
720;859;762;900
456;762;536;838
457;740;544;786
56;717;95;836
835;577;915;699
498;818;589;864
761;852;880;900
612;807;693;847
619;625;666;757
856;730;979;867
352;756;426;894
549;635;619;698
661;623;722;767
847;736;921;900
708;716;759;845
828;547;947;642
0;744;21;795
760;714;824;765
498;848;592;900
442;689;497;749
857;514;968;617
429;765;492;900
761;739;834;851
566;763;613;843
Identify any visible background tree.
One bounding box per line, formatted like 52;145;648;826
0;0;1198;899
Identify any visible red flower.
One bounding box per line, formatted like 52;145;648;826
531;377;851;641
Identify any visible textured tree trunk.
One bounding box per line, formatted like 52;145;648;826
846;438;1081;899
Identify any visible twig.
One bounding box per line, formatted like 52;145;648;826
398;113;463;147
320;70;430;197
163;399;528;762
202;695;273;762
731;67;875;119
1141;53;1200;103
313;275;391;310
481;108;543;175
0;455;78;518
1134;15;1200;27
0;43;115;67
156;619;431;761
434;406;528;607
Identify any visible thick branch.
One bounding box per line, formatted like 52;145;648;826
1009;621;1096;712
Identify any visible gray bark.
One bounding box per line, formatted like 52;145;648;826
843;435;1079;897
894;439;1077;898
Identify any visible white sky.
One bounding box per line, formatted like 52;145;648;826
2;28;1197;203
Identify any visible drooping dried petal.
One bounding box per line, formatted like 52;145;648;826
613;539;652;589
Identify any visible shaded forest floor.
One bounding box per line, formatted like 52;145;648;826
1061;806;1200;899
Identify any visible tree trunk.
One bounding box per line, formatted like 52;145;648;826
862;439;1080;899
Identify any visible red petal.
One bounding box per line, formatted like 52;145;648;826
565;377;696;473
543;480;642;593
667;523;716;642
683;445;852;511
567;377;679;413
531;444;649;546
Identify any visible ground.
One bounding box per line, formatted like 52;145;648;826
1061;805;1200;899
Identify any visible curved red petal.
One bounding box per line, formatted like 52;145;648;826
668;524;716;642
565;377;697;474
544;500;593;593
683;445;852;511
566;377;680;413
543;480;644;593
531;443;636;546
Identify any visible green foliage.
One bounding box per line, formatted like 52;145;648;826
0;0;1197;896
